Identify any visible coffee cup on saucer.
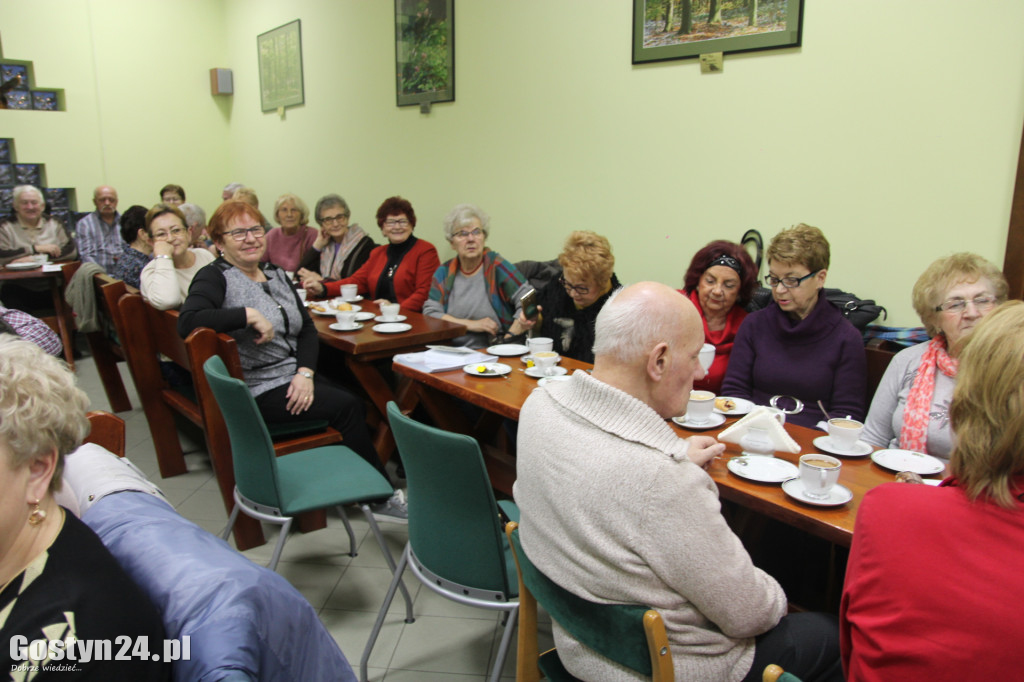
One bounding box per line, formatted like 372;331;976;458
341;283;359;299
335;310;357;328
527;337;553;356
827;417;864;452
532;351;560;376
799;454;842;499
379;302;400;320
686;390;716;425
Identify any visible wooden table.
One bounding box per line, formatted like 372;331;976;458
0;261;77;369
394;355;949;547
312;299;465;460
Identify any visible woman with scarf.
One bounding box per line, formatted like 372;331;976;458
296;194;375;289
422;204;530;348
679;240;758;393
862;252;1006;460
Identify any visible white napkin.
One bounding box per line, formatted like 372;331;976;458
718;406;800;454
393;349;496;373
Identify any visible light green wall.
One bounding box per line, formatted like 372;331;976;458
5;1;1023;325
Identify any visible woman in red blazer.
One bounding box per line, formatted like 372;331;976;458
307;196;439;312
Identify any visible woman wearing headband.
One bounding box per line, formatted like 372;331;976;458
679;240;758;393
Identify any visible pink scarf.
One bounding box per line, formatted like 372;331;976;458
900;335;958;453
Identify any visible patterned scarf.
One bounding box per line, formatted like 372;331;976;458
900;335;958;453
320;223;368;280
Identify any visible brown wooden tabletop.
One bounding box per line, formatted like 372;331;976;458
394;354;950;546
1;261;78;369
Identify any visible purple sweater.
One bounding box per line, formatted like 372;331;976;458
721;291;866;428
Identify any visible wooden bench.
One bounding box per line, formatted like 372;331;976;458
117;292;341;550
83;273;134;412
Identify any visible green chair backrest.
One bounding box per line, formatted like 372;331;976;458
203;355;283;509
386;402;512;595
508;525;654;676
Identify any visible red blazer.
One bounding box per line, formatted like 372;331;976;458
324;238;440;312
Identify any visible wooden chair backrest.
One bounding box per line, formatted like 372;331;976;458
86;273;134;412
83;410;126;457
865;338;901;405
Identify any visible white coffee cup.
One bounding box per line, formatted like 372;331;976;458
799;454;842;499
380;302;400;320
527;337;554;355
698;343;715;372
686;390;716;425
296;288;307;303
828;417;864;452
335;310;357;328
341;283;359;300
533;351;560;376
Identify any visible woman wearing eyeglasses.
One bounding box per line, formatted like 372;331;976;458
721;224;866;428
306;196;439;313
139;203;215;310
178;201;407;521
680;240;758;393
296;194;376;291
421;204;531;348
861;253;1006;459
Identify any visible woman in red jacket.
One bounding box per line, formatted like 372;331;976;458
306;196;439;312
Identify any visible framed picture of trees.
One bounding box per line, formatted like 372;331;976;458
395;0;454;108
633;0;803;64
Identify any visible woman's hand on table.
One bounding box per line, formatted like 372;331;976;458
297;268;322;289
245;307;275;344
686;436;726;470
446;316;499;335
303;279;327;298
285;369;315;415
33;243;61;258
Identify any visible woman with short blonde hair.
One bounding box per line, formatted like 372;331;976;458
262;193;317;274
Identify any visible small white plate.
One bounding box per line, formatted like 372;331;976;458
727;457;799;483
342;295;364;303
309;304;362;316
463;362;511;377
373;322;413;334
374;314;407;323
353;311;375;322
714;397;754;416
328;322;363;332
871;448;945;475
813;436;873;458
4;261;42;270
525;366;568;379
538;375;572;387
781;478;854;507
487;343;530;357
671;413;727;430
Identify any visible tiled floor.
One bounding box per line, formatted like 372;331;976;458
73;352;552;681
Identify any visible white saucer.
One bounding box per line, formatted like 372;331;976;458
671;412;727;430
343;295;363;303
538;375;572;387
353;311;375;322
781;479;853;507
3;261;42;270
309;304;362;316
714;397;754;416
486;343;529;357
328;322;363;332
373;322;412;334
813;436;872;457
727;457;799;483
525;366;568;379
521;354;561;365
871;448;945;475
463;362;511;377
374;314;407;323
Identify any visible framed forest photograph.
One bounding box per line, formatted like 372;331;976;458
633;0;803;64
258;19;304;112
394;0;454;107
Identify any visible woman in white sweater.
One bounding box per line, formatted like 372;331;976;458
139;203;215;310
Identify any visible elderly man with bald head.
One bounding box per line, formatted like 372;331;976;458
76;185;123;271
514;282;842;682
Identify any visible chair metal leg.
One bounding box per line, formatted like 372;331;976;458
220;502;241;541
267;518;293;572
335;504;358;557
360;544;411;682
360;504;414;620
489;606;518;682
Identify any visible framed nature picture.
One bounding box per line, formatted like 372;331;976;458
257;19;304;112
394;0;454;107
633;0;803;64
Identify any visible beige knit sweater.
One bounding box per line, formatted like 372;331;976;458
514;371;786;681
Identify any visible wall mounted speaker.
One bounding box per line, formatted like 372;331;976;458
209;68;233;96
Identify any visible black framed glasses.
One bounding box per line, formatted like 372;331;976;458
320;214;349;226
151;226;186;240
935;295;998;314
383;218;410;228
764;270;820;289
560;277;590;295
224;225;266;241
452;228;483;240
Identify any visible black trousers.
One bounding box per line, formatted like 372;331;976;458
742;612;845;682
255;376;388;482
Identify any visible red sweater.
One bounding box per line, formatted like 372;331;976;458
324;237;439;312
680;289;747;394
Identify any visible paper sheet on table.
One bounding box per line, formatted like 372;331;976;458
718;406;800;454
393;349;497;373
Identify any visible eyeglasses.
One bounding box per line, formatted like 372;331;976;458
383;219;410;228
764;270;820;289
151;226;186;240
560;277;590;295
224;225;266;241
452;228;483;240
935;295;998;314
320;214;349;226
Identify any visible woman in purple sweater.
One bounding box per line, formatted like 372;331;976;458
721;224;866;428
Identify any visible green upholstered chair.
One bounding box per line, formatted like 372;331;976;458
359;402;521;682
201;355;414;625
506;522;675;682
